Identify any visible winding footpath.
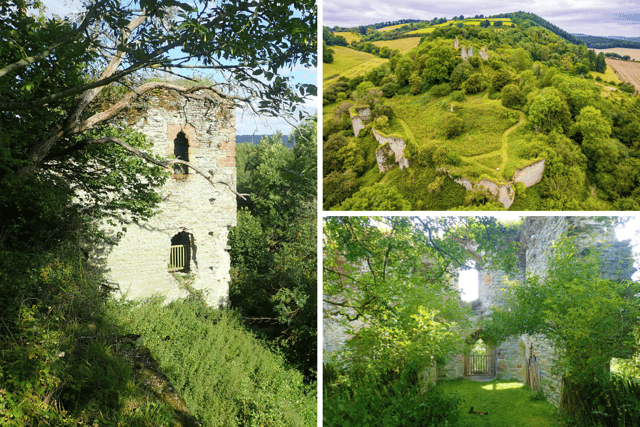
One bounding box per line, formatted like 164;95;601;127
459;95;526;180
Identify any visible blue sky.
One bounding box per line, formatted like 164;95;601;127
40;0;317;135
323;0;640;38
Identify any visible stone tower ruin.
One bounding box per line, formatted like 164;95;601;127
96;89;237;307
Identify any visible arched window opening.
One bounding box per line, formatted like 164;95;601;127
472;338;487;355
169;231;191;272
459;261;479;302
174;131;189;175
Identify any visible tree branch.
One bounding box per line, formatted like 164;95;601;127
0;0;107;79
70;137;247;200
74;82;248;135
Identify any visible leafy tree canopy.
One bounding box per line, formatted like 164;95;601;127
1;0;316;246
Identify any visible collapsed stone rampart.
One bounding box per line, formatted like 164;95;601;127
372;128;410;171
441;159;546;208
349;106;371;137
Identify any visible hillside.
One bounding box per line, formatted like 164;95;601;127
323;13;640;211
573;34;640;49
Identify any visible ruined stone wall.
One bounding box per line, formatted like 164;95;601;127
94;90;237;307
349;106;371;137
480;217;634;405
372;128;409;171
441;159;546;209
323;217;635;406
513;160;545;187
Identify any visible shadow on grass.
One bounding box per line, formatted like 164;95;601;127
437;379;566;427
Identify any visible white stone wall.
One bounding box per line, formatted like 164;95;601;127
95;90;237;307
372;128;410;170
443;158;546;208
481;217;634;406
513;160;545;187
349;106;370;137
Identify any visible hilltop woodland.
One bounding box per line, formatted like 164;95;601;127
0;1;316;425
323;13;640;211
323;217;640;427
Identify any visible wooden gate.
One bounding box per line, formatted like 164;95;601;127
464;352;497;379
525;348;541;393
168;245;186;272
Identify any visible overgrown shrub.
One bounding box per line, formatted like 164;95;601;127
451;90;466;102
382;82;400;98
324;367;461;427
462;73;486;94
561;374;640;427
431;82;453;97
442;113;464;139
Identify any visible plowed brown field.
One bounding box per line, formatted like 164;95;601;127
606;58;640;93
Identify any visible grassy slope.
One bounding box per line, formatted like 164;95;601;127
437;379;564;427
387;91;526;181
334;31;361;44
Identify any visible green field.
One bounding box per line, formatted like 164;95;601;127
372;38;421;54
589;64;623;85
323;46;387;88
334;31;361;44
377;24;407;32
387;91;524;181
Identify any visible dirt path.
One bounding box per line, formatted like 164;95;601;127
500;111;526;171
458;108;526;178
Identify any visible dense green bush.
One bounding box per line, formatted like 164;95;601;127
324;365;461;427
502;83;525;109
431;82;453;97
450;90;466;102
462;73;486;94
382;82;400;97
442;113;464;139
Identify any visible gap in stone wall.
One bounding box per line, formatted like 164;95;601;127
174;131;190;175
459;261;479;302
170;231;192;273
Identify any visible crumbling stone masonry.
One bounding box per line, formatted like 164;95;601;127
94;90;237;307
463;217;635;406
324;217;636;407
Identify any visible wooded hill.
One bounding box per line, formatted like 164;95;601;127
323;13;640;211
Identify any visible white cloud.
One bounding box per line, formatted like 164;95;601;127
323;0;640;37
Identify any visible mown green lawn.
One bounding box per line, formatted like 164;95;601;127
437;379;565;427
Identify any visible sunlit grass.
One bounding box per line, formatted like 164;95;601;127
481;381;525;391
589;64;622;85
334;31;361;44
437;379;565;427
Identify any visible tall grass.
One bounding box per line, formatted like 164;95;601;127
0;240;184;426
115;296;317;427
